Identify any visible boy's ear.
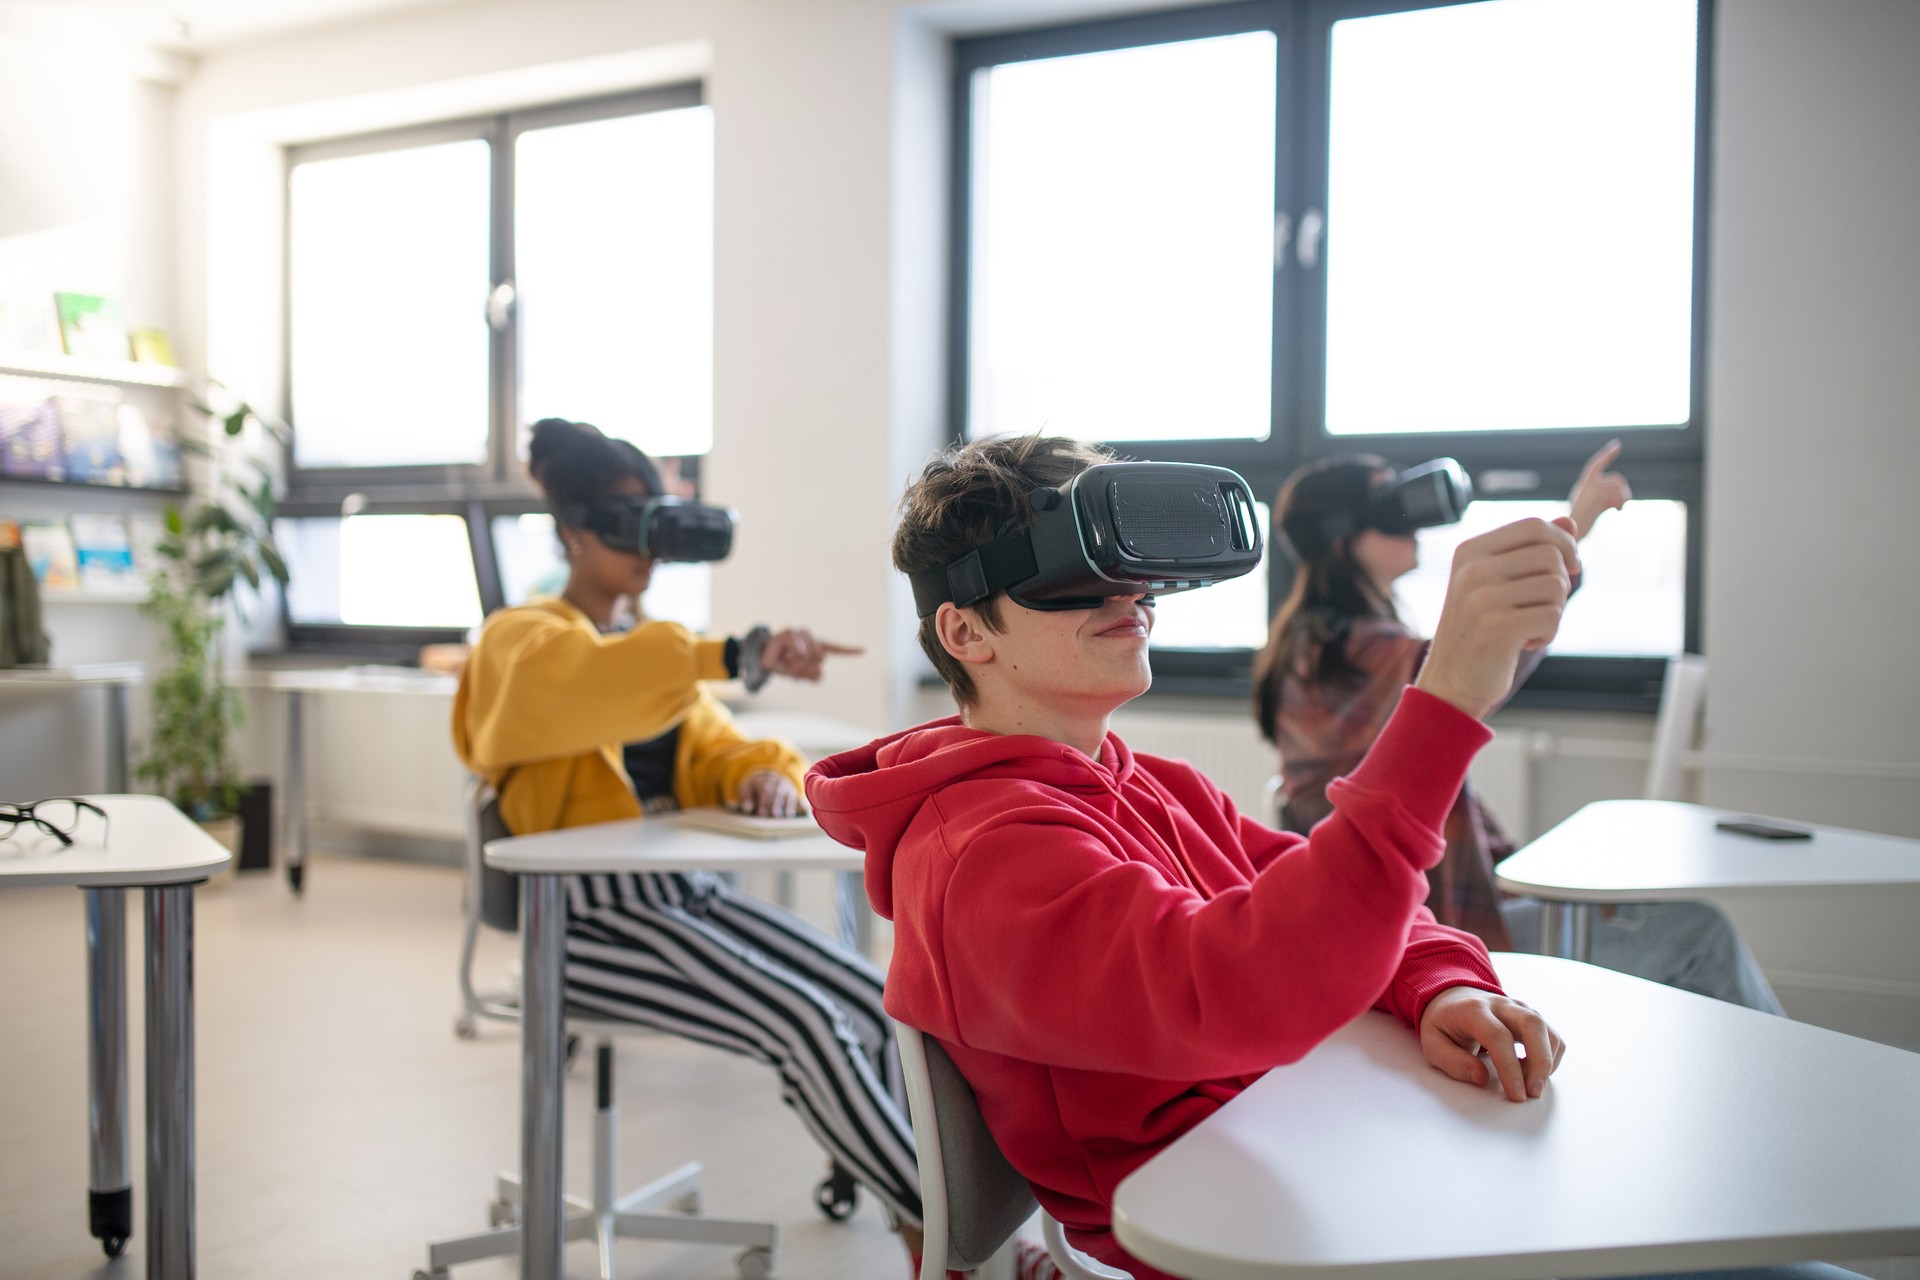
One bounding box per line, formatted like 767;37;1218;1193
934;602;995;668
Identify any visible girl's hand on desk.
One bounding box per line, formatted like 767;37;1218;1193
736;771;804;818
1418;986;1566;1103
763;629;864;683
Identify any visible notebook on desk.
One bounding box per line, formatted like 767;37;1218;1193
673;808;825;840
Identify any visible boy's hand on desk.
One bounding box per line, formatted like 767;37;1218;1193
736;771;804;818
1419;986;1565;1102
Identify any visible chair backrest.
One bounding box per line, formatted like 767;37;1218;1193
464;777;520;933
1644;654;1708;801
894;1021;1038;1277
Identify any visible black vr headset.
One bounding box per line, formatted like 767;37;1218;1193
1324;458;1473;539
558;495;738;563
910;462;1264;617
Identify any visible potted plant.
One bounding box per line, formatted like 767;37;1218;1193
133;392;289;863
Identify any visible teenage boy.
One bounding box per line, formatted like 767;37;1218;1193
806;433;1570;1278
808;435;1855;1280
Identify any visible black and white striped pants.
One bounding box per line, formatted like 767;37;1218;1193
562;870;923;1228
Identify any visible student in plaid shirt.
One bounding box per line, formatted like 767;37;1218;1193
1254;444;1782;1012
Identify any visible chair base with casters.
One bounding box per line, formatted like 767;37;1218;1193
415;1032;777;1280
894;1020;1131;1280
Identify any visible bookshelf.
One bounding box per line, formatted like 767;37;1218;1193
0;354;187;390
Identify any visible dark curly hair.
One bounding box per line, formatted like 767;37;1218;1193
525;417;663;523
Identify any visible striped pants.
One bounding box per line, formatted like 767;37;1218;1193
561;870;923;1228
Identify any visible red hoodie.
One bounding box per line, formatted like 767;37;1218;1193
806;687;1503;1268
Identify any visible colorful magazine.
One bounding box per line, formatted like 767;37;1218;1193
20;520;79;590
0;378;65;478
70;513;137;591
53;388;127;484
53;292;131;362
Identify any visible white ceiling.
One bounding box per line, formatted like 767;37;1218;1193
0;0;475;52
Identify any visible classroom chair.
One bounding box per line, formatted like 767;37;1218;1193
1644;653;1709;801
416;780;779;1280
893;1020;1132;1280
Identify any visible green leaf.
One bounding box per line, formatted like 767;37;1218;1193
164;507;184;535
223;408;248;437
188;504;242;535
258;539;289;585
238;554;260;590
197;564;237;600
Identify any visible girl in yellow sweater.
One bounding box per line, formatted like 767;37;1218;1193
453;418;923;1247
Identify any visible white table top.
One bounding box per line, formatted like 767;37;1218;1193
1495;799;1920;903
1112;952;1920;1280
0;662;144;688
249;665;458;696
485;810;863;876
0;794;231;887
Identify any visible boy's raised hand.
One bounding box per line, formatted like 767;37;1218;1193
1419;986;1566;1102
1414;516;1580;720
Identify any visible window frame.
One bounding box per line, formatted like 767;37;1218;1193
273;83;708;658
950;0;1713;710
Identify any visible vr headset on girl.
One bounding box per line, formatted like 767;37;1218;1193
910;462;1265;616
558;495;736;562
1321;458;1473;539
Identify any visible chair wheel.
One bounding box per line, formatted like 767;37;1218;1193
101;1235;125;1259
454;1015;478;1040
487;1197;516;1227
734;1246;775;1280
814;1165;858;1221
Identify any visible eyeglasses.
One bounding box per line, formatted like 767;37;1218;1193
0;797;109;848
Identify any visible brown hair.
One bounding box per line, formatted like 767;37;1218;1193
1250;455;1401;743
893;433;1114;707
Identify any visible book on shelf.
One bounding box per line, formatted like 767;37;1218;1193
127;511;168;580
52;386;126;485
20;519;79;590
0;295;63;359
129;328;176;367
53;292;131;363
0;377;65;479
70;513;137;591
117;403;183;488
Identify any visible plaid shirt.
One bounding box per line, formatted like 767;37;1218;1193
1273;617;1544;951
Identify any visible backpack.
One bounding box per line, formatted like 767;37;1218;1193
0;542;52;668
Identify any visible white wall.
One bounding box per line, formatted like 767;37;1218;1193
0;29;183;796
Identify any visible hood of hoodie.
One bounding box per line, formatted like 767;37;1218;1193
806;717;1136;920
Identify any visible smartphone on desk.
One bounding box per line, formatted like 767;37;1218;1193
1714;816;1814;841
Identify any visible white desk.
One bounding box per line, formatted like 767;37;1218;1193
0;662;144;791
484;813;864;1280
1496;799;1920;961
0;794;230;1280
1113;952;1920;1280
252;666;457;896
252;664;875;898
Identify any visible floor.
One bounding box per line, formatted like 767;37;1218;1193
0;856;915;1280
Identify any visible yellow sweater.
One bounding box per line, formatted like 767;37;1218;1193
451;597;804;836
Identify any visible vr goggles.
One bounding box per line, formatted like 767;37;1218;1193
910;462;1263;617
1327;458;1472;539
558;495;737;563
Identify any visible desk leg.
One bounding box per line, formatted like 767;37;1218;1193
1539;902;1595;964
283;690;306;896
520;874;566;1280
144;884;196;1280
104;683;129;794
85;888;133;1257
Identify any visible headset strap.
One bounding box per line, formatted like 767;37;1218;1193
907;529;1038;618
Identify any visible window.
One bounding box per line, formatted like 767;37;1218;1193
955;0;1709;706
277;86;714;655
